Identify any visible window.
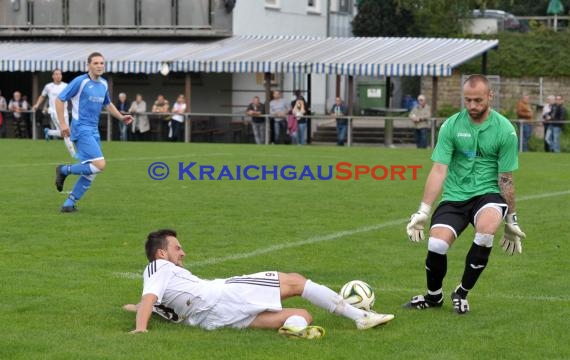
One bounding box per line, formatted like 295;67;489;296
308;0;321;14
265;0;280;9
330;0;338;12
339;0;351;13
331;0;351;13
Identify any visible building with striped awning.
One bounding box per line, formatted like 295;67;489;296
0;35;498;77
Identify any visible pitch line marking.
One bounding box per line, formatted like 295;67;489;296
111;273;569;302
187;189;570;267
114;189;568;282
365;287;570;303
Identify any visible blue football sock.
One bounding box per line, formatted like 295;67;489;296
63;194;77;208
61;163;94;176
63;176;93;207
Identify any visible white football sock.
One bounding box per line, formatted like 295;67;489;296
283;315;308;329
301;280;366;321
89;163;102;174
47;129;62;138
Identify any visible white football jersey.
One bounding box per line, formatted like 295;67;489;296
41;82;68;114
142;259;224;324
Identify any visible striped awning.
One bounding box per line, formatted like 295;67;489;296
0;35;498;77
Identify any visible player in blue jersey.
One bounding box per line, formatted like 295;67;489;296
54;52;133;212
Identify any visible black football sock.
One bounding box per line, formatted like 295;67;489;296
425;250;447;302
458;243;492;298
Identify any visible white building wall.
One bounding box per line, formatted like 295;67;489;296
232;0;354;116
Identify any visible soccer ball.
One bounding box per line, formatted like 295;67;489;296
339;280;375;311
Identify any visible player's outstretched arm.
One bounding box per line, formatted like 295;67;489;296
498;172;526;255
129;294;157;334
106;103;133;125
55;98;70;137
406;163;447;242
122;303;139;312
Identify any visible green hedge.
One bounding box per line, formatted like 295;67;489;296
458;31;570;76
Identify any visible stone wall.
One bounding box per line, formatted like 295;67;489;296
421;70;570;117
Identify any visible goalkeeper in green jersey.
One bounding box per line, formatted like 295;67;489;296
404;74;526;314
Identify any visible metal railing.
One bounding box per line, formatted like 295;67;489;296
1;110;567;152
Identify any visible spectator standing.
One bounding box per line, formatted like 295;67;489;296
515;94;534;152
291;90;309;145
170;94;186;142
152;95;170;116
269;91;289;144
547;95;566;153
129;94;150;141
542;95;555;152
246;96;266;145
0;90;7;138
291;99;307;145
32;69;69;140
409;94;431;149
8;91;30;138
151;94;170;141
330;97;348;146
115;92;130;141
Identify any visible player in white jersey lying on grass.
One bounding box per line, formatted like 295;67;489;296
123;229;394;339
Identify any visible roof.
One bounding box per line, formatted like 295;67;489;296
0;35;498;77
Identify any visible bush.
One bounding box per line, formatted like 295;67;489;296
459;32;570;77
437;104;460;118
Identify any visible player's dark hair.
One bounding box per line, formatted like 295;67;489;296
145;229;177;262
52;68;62;75
87;52;104;64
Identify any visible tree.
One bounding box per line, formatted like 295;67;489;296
352;0;417;37
406;0;472;37
498;0;556;16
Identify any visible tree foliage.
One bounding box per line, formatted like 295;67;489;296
353;0;559;38
459;31;570;76
352;0;417;37
407;0;472;37
496;0;559;16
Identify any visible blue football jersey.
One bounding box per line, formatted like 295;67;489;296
58;74;110;128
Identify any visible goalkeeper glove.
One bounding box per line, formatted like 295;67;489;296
406;202;431;242
499;213;526;255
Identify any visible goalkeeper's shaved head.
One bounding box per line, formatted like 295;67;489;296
463;74;491;94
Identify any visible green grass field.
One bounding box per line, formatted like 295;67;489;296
0;139;568;360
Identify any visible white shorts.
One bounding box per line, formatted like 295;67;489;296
49;110;69;130
198;271;282;330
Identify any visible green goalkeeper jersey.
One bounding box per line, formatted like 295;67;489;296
432;109;519;202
